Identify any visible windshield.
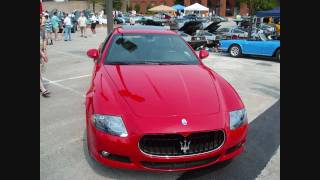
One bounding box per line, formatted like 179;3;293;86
104;34;200;65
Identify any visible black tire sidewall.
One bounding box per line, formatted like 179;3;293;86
276;49;280;61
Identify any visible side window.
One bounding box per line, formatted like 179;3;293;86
219;28;229;33
98;32;113;63
181;33;188;37
233;29;243;33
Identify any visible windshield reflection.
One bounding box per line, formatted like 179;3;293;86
105;34;199;65
115;37;137;52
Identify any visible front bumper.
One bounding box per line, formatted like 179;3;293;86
87;124;248;172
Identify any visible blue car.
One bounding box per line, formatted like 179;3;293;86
219;34;280;61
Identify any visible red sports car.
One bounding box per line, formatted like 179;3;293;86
85;25;248;171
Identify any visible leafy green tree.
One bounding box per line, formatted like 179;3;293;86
238;0;277;38
113;0;122;10
134;4;140;13
163;0;167;5
87;0;104;13
174;0;184;5
95;0;123;12
146;3;152;14
127;4;132;11
238;0;277;15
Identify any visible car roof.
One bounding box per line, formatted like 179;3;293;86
115;25;177;35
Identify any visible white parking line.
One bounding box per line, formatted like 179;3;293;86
48;74;91;83
49;49;89;60
43;78;86;98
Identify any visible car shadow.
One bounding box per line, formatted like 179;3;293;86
177;100;280;180
213;52;279;63
82;129;182;180
251;83;280;99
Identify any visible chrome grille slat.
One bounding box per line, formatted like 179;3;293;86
139;130;225;156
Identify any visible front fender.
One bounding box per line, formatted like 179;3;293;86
211;71;245;112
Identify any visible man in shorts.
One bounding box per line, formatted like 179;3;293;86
78;12;87;38
90;13;98;36
51;12;61;41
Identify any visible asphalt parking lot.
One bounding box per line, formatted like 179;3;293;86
40;27;280;180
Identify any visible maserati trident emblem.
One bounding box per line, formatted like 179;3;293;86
180;139;191;154
181;118;188;126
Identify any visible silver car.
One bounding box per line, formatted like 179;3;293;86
216;27;248;39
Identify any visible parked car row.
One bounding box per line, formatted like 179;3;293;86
112;13;280;61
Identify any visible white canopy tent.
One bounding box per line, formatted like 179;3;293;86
184;3;209;11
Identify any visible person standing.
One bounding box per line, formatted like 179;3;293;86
99;10;104;19
70;12;77;32
78;13;87;38
63;14;72;41
90;13;98;36
40;14;47;51
275;20;280;36
40;37;50;97
129;16;135;25
51;12;61;41
44;15;53;45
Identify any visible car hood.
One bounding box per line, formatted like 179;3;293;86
179;21;203;35
204;21;221;34
104;65;221;118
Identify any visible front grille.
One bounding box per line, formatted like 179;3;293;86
141;154;220;170
139;130;224;156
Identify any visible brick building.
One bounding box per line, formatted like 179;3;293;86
130;0;249;16
130;0;175;14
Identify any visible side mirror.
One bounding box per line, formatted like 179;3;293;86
199;49;209;59
87;48;99;59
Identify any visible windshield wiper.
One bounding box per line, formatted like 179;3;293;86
108;61;131;65
138;61;190;65
137;61;162;65
161;62;190;65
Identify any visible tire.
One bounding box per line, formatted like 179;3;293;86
229;44;242;57
276;49;280;61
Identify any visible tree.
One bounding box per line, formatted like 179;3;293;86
113;0;122;10
98;0;123;11
127;4;132;11
174;0;184;5
238;0;277;38
87;0;104;13
134;4;140;13
162;0;167;5
146;3;152;14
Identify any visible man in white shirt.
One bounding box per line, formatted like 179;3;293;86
63;14;72;41
78;13;87;38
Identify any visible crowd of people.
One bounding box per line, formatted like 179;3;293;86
40;9;102;98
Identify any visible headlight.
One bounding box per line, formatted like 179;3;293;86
93;114;128;137
229;109;247;130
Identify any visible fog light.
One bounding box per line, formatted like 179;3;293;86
101;151;110;157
